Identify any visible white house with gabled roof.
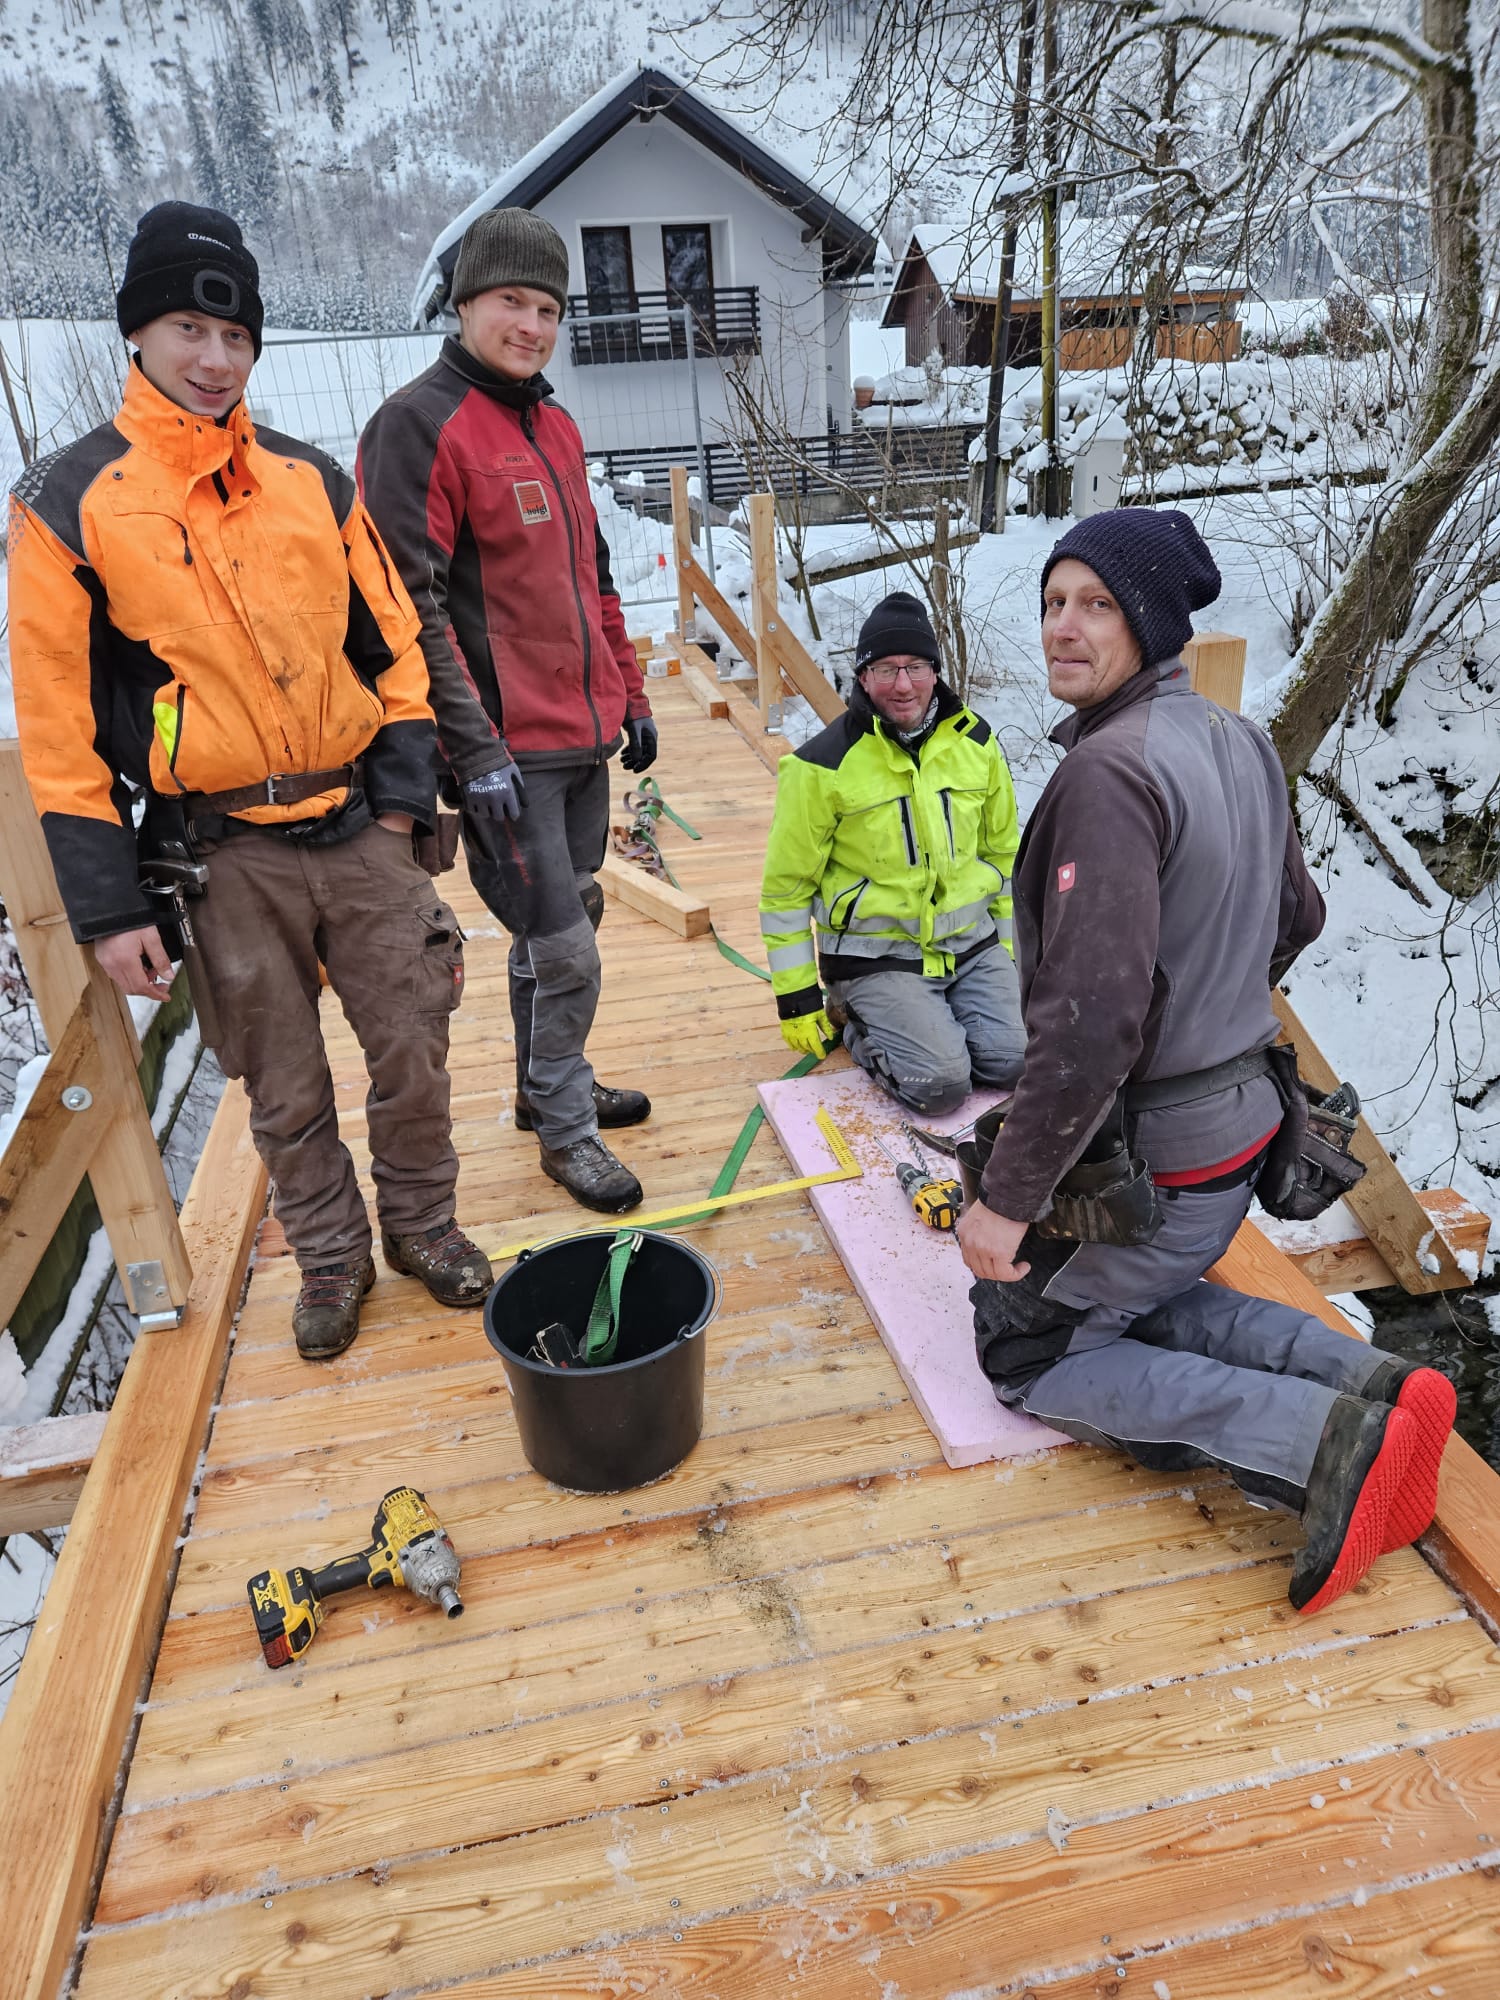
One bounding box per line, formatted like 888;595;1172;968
410;67;883;478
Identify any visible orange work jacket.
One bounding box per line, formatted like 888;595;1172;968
7;362;435;940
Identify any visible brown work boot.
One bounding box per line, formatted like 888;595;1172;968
293;1258;375;1361
381;1219;493;1307
539;1134;644;1213
513;1083;651;1131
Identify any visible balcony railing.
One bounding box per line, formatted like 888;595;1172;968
567;288;761;366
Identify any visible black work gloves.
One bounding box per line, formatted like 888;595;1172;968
462;762;528;822
620;716;659;773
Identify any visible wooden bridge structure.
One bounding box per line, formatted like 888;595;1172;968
2;576;1499;1996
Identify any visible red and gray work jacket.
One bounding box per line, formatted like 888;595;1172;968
357;336;650;780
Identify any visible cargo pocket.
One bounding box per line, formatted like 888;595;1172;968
418;896;465;1018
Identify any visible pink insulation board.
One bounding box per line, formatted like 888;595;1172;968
757;1067;1068;1468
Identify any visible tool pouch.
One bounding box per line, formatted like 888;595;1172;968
414;811;462;877
1033;1097;1163;1248
1255;1043;1366;1222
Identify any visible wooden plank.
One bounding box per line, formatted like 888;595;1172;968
678;550;760;668
805;525;980;586
668;464;697;642
746;492;780;722
598;851;712;939
0;739;88;1043
1183;630;1247;709
0;1411;107;1534
1264;1185;1490;1294
680;662;729;718
759;618;845;725
721;678;791;770
0;1082;267;2000
0;984;110;1330
1273;988;1470;1293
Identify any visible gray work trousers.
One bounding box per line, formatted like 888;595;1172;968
462;762;609;1149
192;821;464;1269
828;940;1026;1117
973;1172;1390;1497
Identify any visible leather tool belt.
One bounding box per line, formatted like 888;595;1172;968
190;762;361;817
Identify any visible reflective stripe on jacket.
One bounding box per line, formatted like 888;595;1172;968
7;362;435;941
759;680;1020;1018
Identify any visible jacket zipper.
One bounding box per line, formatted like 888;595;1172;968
898;797;919;867
830;877;870;931
169;684;186;774
940;788;955;858
180;525;193;566
524;407;603;759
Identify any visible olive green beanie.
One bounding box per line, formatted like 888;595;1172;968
451;208;569;313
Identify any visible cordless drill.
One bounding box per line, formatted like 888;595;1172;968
246;1485;463;1669
874;1133;964;1231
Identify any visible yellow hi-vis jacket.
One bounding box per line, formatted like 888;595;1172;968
759;681;1020;1019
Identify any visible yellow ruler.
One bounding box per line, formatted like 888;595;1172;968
491;1106;860;1263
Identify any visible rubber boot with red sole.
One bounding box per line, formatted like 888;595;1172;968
1363;1360;1458;1552
1290;1397;1415;1617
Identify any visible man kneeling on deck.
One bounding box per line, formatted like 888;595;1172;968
956;508;1456;1616
759;592;1025;1112
7;204;492;1361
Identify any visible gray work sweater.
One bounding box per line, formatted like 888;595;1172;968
981;657;1325;1221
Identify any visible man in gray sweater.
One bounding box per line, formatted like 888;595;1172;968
957;509;1455;1617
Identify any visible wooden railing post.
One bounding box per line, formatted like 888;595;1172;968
0;742;192;1324
668;464;696;645
747;492;781;725
1182;630;1247;710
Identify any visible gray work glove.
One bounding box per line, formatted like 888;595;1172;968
462;762;527;823
620;716;658;773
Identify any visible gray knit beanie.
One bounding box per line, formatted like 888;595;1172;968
452;208;570;313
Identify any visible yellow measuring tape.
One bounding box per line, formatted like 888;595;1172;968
490;1106;860;1263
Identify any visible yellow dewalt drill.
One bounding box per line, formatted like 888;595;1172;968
246;1485;463;1669
874;1132;964;1231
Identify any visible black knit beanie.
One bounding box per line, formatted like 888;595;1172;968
855;591;940;672
116;202;264;357
452;208;570;313
1040;508;1221;668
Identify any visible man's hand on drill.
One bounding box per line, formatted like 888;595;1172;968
620;717;658;773
462;761;528;823
95;924;175;1002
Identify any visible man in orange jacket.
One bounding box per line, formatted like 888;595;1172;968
7;203;491;1360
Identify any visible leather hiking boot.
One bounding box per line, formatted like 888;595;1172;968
539;1134;644;1213
382;1220;493;1308
1362;1357;1458;1551
293;1258;375;1361
514;1083;651;1132
1290;1396;1414;1616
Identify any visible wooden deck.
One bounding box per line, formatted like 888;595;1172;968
60;673;1500;1996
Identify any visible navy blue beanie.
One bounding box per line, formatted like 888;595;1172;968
1040;508;1221;667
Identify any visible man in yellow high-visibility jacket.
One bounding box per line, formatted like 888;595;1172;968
759;593;1024;1114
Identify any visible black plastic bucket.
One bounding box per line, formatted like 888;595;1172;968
484;1231;721;1492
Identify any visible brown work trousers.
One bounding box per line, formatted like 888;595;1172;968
190;821;464;1269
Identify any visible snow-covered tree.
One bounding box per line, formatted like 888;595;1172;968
175;42;224;209
97;58;144;178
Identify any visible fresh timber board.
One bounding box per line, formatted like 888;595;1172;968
6;671;1495;2000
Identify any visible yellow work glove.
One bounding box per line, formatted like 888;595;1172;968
780;1009;836;1059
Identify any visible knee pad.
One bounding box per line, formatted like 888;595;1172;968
526;915;601;988
578;878;605;932
899;1070;971;1118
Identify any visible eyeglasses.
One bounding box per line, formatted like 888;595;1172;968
864;662;937;687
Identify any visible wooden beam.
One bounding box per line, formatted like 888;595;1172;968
1263;1186;1489;1296
0;984;111;1332
746;493;780;724
1212;1217;1500;1628
1182;630;1246;710
681;663;729;719
1272;990;1468;1294
806;527;981;586
598;852;711;940
0;1412;107;1534
668;465;696;643
758;618;846;727
678;550;760;669
0;1082;267;2000
722;679;792;772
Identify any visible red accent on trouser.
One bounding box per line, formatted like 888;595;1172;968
1298;1406;1414;1617
1382;1367;1458;1553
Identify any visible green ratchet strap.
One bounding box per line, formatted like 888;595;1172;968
582;1229;644;1366
621;778;772;984
668;1051;821;1230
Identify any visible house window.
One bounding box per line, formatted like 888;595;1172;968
581;227;635;313
662;225;714;308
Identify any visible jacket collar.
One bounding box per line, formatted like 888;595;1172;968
1050;655;1187;751
439;335;554;415
115;357;253;480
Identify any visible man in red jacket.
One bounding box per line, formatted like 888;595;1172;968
360;210;657;1212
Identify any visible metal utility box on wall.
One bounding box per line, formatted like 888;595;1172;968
1071;409;1129;518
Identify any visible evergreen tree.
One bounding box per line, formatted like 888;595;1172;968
212;52;279;231
318;34;345;132
176;42;224;207
277;0;315;87
318;0;360;86
97;58;144;177
247;0;283;109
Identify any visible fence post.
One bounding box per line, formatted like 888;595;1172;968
669;465;697;643
0;742;192;1324
1182;631;1247;710
747;493;781;724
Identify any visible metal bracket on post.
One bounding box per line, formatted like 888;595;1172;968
125;1260;187;1330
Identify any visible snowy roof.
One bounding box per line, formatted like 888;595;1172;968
881;212;1243;324
411;66;881;325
